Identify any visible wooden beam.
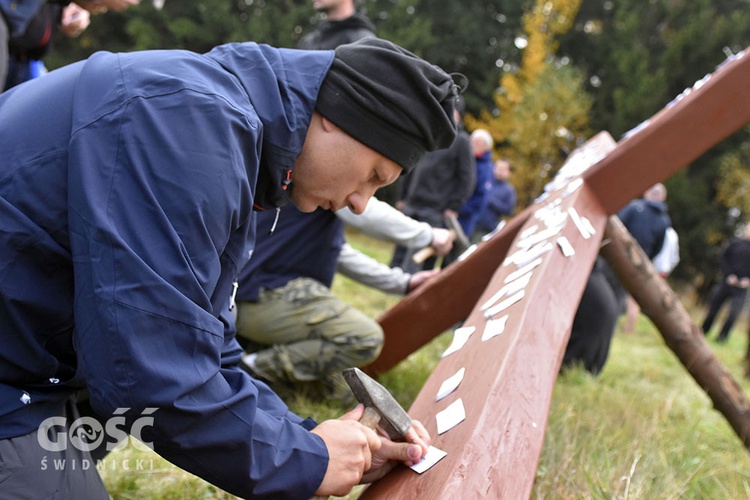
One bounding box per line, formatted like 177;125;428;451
600;216;750;448
359;48;750;498
365;131;617;376
364;206;530;376
585;51;750;214
362;180;607;498
366;49;750;376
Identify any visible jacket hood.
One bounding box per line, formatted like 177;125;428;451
644;199;668;215
206;43;335;209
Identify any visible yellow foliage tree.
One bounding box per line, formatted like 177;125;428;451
467;0;591;209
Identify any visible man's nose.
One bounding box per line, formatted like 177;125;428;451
346;189;375;215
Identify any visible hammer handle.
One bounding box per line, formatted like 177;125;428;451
412;246;436;264
412;228;462;264
359;405;382;430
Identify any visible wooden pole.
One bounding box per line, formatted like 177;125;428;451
600;216;750;448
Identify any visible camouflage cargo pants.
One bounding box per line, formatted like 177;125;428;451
235;277;384;403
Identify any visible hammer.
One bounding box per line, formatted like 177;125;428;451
312;368;413;499
412;213;471;264
342;367;413;439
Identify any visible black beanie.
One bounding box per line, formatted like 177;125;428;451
315;38;458;174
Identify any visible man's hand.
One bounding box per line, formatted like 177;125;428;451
361;418;431;484
312;405;432;495
443;209;459;220
312;405;381;497
407;269;440;293
60;4;90;38
430;227;454;257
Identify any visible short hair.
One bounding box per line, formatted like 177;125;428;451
470;128;493;150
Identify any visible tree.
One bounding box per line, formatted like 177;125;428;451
468;0;591;208
557;0;750;290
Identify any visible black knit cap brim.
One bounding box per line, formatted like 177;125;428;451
315;38;458;174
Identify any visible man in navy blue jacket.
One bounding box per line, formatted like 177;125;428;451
0;38;457;498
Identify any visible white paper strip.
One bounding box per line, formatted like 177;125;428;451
505;257;543;283
515;223;565;250
441;326;475;358
480;272;532;311
556;236;575;257
410;446;448;474
436;398;466;434
482;315;508;341
519;224;539;240
503;241;553;267
568;207;592;239
436;368;466;401
485;289;525;319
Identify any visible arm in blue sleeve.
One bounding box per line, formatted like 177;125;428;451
68;91;327;499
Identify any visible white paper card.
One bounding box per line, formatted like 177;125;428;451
516;223;565;250
505;257;543;283
568;207;592;239
480;271;532;311
557;236;575;257
436;368;465;401
436;398;466;434
485;289;525;319
582;215;596;236
509;241;553;267
482;315;509;341
410;445;448;474
441;326;475;358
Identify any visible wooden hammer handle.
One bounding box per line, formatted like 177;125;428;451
411;246;436;264
359;405;382;430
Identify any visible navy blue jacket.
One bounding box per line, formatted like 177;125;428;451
0;42;333;499
476;178;516;233
618;199;671;259
458;149;493;236
0;0;45;37
237;205;343;301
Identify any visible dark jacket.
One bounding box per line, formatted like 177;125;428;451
0;42;333;499
618;199;671;259
476;178;516;233
297;12;376;50
237;206;343;301
458;149;493;235
400;128;475;224
719;237;750;279
0;0;45;37
232;10;376;303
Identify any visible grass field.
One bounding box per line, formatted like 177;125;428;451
101;228;750;499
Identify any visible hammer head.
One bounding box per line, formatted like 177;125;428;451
342;368;412;439
444;213;471;251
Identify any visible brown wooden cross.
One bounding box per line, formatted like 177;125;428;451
360;49;750;498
